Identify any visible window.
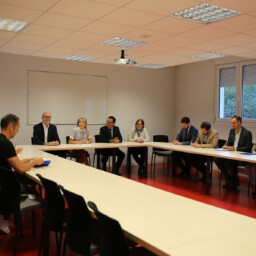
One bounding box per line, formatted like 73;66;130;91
216;61;256;121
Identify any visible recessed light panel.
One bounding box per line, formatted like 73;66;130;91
191;51;228;59
101;37;148;48
171;3;240;24
63;55;96;61
137;64;168;69
0;18;28;32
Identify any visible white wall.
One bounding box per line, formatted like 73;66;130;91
0;52;175;160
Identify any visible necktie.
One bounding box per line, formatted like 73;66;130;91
185;129;188;139
109;128;113;139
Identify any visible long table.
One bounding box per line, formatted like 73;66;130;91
20;145;256;256
29;142;256;195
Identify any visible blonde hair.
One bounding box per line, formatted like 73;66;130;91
77;118;87;127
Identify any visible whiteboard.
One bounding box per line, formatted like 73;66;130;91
27;71;107;124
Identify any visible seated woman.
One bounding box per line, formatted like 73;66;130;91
69;118;92;165
245;150;256;197
128;119;149;176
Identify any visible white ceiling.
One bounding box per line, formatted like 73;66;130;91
1;0;256;67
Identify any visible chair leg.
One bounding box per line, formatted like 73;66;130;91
58;232;63;256
38;221;45;256
14;214;19;256
151;153;153;170
62;238;67;256
153;154;156;173
219;171;222;187
19;214;23;237
32;210;36;236
88;156;91;166
248;180;251;195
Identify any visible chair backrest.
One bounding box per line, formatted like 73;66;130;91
59;186;92;255
0;167;21;216
153;135;169;152
218;139;226;148
95;134;101;143
36;174;65;232
88;201;131;256
66;136;70;144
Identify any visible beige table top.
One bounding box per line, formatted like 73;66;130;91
20;145;256;256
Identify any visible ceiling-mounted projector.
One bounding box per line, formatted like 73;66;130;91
115;50;137;65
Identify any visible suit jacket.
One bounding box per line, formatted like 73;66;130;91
176;125;198;145
32;122;61;145
99;125;123;143
226;126;253;152
195;129;218;148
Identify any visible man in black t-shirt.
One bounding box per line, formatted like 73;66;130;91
0;114;44;234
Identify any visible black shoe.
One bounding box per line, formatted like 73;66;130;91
199;176;206;182
222;182;231;189
177;171;186;177
138;167;143;177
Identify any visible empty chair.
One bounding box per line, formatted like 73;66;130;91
0;167;43;256
88;201;157;256
36;174;66;256
59;186;99;256
151;135;172;172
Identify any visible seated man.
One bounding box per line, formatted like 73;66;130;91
99;116;125;175
0;114;44;234
172;117;198;177
214;115;253;190
32;112;65;158
190;122;218;182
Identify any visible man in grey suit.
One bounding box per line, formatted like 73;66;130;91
214;115;253;190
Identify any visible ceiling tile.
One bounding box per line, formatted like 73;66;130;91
34;45;75;55
144;16;202;35
0;39;7;47
212;34;256;46
35;13;92;30
180;26;234;41
81;21;135;36
50;39;94;50
218;46;252;55
100;8;162;27
154;35;202;47
0;0;59;11
0;45;37;55
126;0;197;16
92;0;133;6
210;15;256;33
13;34;57;45
1;40;43;51
131;43;176;53
0;31;16;40
0;3;42;22
121;29;170;43
21;24;73;39
211;0;256;13
49;0;117;20
73;49;107;58
65;31;110;44
188;41;229;51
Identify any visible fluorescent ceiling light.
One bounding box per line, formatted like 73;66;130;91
0;18;28;32
191;51;228;59
137;64;168;69
171;3;240;24
101;37;147;48
63;55;96;62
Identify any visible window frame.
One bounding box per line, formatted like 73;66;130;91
214;59;256;126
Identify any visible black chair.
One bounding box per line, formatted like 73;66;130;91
36;174;66;256
93;135;104;168
88;201;130;256
0;167;43;256
66;135;91;165
151;135;172;172
59;186;99;256
88;201;157;256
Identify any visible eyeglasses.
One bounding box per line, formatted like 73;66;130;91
43;116;51;118
136;123;143;125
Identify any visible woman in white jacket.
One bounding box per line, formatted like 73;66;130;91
128;119;149;176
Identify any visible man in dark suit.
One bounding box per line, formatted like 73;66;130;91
214;115;253;190
172;116;199;177
32;112;65;157
99;116;125;175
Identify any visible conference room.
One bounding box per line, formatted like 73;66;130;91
1;0;256;255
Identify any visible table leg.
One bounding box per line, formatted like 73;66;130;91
126;148;131;174
205;156;211;195
96;151;101;169
144;147;148;178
